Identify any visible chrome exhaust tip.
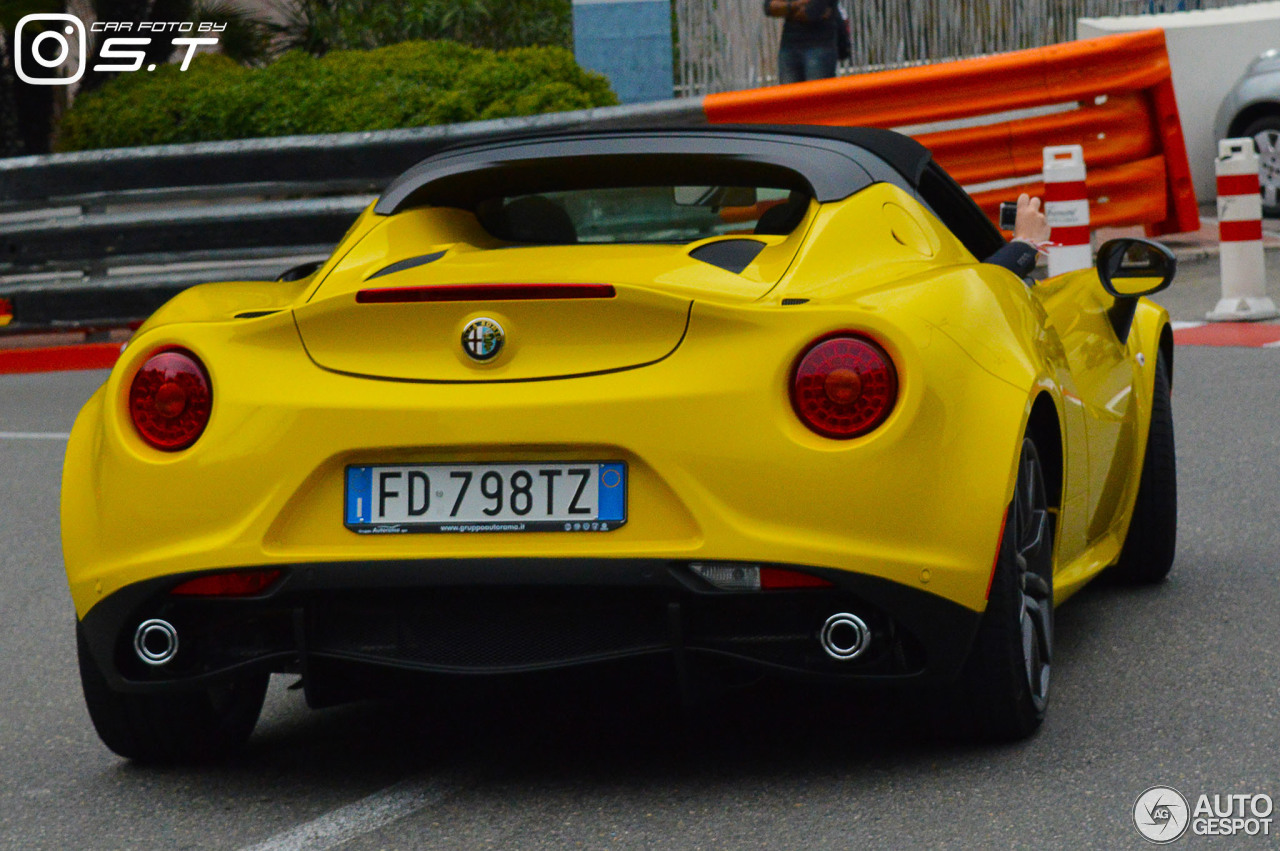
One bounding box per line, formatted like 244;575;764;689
819;613;870;661
133;619;179;666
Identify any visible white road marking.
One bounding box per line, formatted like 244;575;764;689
239;777;451;851
1170;321;1206;331
0;431;70;440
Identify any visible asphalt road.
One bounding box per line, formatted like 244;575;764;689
2;256;1278;849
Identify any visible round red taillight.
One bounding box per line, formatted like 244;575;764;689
790;334;898;438
128;348;212;450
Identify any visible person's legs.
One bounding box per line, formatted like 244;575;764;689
778;43;805;85
801;42;838;81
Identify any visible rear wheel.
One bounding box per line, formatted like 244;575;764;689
1242;115;1280;216
947;436;1055;741
77;624;268;764
1110;352;1177;584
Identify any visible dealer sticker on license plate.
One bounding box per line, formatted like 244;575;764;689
344;462;627;534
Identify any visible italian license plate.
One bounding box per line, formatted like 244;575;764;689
344;462;627;533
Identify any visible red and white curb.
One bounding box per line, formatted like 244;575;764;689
0;341;124;374
1172;320;1280;348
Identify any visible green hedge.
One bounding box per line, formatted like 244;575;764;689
55;41;617;151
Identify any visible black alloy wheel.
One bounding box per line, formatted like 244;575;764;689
1013;437;1053;713
944;435;1055;741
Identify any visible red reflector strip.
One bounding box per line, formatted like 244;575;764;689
1220;219;1263;242
760;566;835;589
1217;173;1261;196
1052;225;1091;247
170;569;283;597
1044;180;1087;203
0;298;11;318
0;343;123;374
356;284;617;304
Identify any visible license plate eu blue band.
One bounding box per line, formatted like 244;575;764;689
344;461;627;534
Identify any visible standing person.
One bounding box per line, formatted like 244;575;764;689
763;0;840;84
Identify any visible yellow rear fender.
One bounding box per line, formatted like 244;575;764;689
815;257;1073;585
770;187;1074;566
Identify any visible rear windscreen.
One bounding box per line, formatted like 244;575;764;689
475;185;808;245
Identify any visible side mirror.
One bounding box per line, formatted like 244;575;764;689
1096;238;1176;298
1096;238;1176;342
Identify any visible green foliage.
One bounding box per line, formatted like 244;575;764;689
55;41;616;151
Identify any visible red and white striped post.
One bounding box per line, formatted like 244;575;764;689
1208;138;1278;321
1043;145;1091;276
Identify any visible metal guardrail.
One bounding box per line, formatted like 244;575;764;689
0;100;703;331
8;198;370;269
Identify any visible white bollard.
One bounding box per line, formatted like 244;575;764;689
1207;138;1278;321
1043;145;1092;276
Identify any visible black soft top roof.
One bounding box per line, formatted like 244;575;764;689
373;125;1005;259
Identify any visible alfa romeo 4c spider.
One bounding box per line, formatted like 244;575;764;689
62;126;1177;762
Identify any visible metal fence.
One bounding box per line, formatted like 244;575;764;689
674;0;1261;95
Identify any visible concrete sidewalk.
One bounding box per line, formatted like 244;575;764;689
1150;253;1262;326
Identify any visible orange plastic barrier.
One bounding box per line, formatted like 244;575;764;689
704;30;1198;237
970;155;1170;229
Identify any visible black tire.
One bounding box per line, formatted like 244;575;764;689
1110;352;1177;584
77;624;268;764
947;436;1055;741
1241;115;1280;217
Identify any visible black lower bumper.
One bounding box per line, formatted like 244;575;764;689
78;558;983;700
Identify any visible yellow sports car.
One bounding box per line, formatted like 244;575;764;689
62;126;1177;763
